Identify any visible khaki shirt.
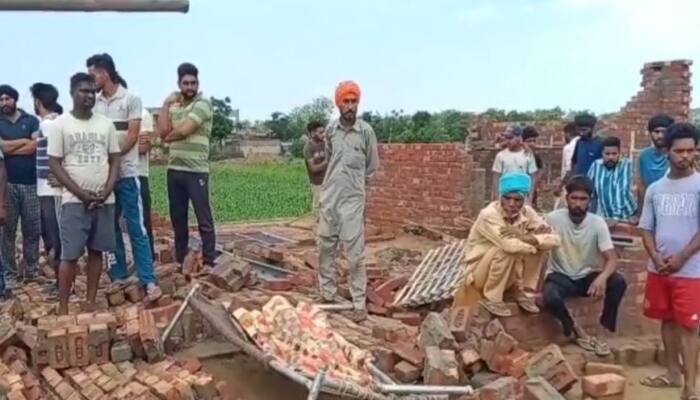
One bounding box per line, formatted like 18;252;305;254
319;119;379;240
466;201;560;264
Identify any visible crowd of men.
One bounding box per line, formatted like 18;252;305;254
455;114;700;399
0;54;219;316
2;52;699;396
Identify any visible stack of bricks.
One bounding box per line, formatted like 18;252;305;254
34;358;227;400
38;313;117;370
107;263;185;307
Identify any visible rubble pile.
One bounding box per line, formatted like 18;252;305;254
233;295;373;385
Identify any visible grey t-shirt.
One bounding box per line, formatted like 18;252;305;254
492;148;538;175
638;173;700;278
545;209;614;279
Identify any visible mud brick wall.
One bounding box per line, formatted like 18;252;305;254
366;143;472;233
501;226;654;349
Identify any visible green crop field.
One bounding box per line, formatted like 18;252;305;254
148;161;312;223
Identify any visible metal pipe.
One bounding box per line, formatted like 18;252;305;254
368;363;396;385
161;283;200;344
306;367;326;400
375;383;474;396
0;0;189;12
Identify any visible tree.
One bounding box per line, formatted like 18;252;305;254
210;96;235;143
265;111;291;140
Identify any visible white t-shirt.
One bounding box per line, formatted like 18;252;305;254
37;115;62;197
46;113;120;204
492;148;538;175
94;85;143;179
137;111;154;177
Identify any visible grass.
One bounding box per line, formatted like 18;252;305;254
148;160;312;223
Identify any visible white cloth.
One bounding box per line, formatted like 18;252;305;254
137;110;154;177
37;115;62;197
561;136;580;177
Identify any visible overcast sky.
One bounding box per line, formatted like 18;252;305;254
0;0;697;120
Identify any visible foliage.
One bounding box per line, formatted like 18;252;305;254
210;96;235;142
266;97;333;142
289;136;307;159
362;109;470;143
149;162;311;222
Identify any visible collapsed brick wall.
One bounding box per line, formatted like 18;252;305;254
600;59;693;152
366;143;471;233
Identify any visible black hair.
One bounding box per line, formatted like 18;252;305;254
0;84;19;101
565;175;594;196
177;63;199;82
86;53;128;88
647;114;675;133
307;121;324;133
30;83;63;114
601;135;621;149
70;73;95;93
574;113;597;128
664;122;699;149
522;126;539;141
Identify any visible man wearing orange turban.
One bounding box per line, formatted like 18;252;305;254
318;81;379;322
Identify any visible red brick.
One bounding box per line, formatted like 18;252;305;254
448;306;471;342
525;344;566;378
374;275;409;303
543;360;578;393
388;342;424;367
392;312;422;327
523;377;565;400
491;349;530;378
66;325;89;367
47;329;69;369
372;347;397;373
394;361;420;383
493;331;517;354
584;362;624;376
262;279;293;292
581;373;625;397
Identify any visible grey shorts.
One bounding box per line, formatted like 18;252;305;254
60;203;116;261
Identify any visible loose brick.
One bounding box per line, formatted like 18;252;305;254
419;312;456;350
394;361;421;383
180;358;202;374
372;347;397;372
88;324;110;365
110;341;133;363
478;376;518;400
460;347;481;372
479;340;495;366
67;325;89;367
584;362;624;376
523;376;565;400
525;344;566;378
448;307;472;343
374;275;409;303
422;347;459;385
47;328;70;369
388;342;424;367
544;359;578;393
484;319;504;340
582;373;625;397
493;331;517;355
392;312;422;327
614;340;657;367
139;310;164;363
489;348;530;378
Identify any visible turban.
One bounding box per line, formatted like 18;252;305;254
574;113;597;129
499;172;531;197
647;114;674;132
335;80;361;107
0;85;18;101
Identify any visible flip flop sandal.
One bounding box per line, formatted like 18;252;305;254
479;300;512;317
591;337;612;357
575;337;596;353
516;295;540;313
640;374;682;388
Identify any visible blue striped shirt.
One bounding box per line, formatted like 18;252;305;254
587;158;637;220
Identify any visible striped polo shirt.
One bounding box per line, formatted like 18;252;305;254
587;158;637;220
167;95;212;173
94;85;143;178
36;113;62;197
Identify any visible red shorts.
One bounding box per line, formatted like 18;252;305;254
644;272;700;328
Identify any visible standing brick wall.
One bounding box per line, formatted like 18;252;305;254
366;143;471;233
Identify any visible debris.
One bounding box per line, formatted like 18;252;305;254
581;373;626;397
478;376;519;400
524;376;565;400
422;346;459;385
394;361;421;383
419;312;456;350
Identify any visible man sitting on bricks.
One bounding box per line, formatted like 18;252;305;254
542;175;626;356
453;172;560;317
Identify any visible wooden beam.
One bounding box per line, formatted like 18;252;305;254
0;0;189;13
